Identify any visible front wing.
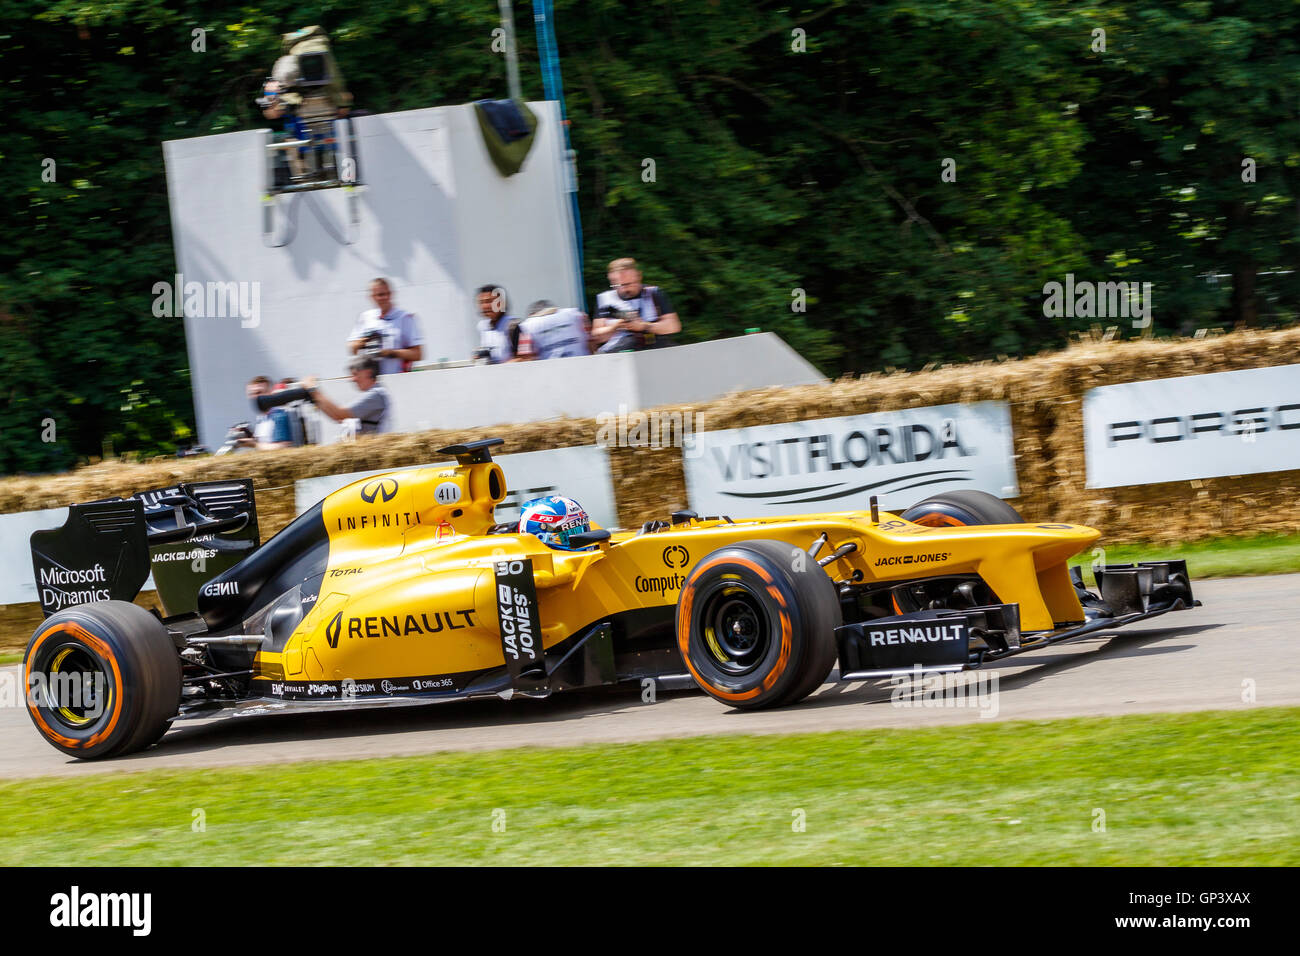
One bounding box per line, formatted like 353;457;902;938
836;560;1199;679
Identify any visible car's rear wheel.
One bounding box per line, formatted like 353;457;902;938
676;539;840;709
900;489;1024;527
24;601;181;760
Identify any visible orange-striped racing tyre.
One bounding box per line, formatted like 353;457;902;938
24;601;181;760
900;489;1024;528
676;539;840;710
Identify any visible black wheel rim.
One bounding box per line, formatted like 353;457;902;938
700;582;771;675
40;642;112;730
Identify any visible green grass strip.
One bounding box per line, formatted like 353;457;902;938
1071;532;1300;583
1;707;1296;866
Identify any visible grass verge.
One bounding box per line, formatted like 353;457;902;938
1070;531;1300;584
1;707;1296;866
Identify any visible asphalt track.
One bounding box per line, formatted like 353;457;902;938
1;574;1296;778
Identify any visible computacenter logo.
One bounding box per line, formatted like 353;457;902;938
50;886;151;936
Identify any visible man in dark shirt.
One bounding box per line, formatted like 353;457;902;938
474;284;519;364
591;257;681;352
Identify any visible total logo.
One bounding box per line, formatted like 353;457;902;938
360;478;399;504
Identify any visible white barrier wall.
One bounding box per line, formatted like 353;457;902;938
307;332;826;438
163;102;580;451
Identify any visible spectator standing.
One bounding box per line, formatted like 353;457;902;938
591;257;681;352
514;300;592;360
474;284;519;364
347;278;423;375
304;356;392;436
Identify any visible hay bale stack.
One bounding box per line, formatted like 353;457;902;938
1;325;1297;541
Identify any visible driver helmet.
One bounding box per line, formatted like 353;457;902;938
518;495;593;550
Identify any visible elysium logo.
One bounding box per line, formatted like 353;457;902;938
360;478;398;504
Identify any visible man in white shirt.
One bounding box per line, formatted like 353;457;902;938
514;300;592;360
347;278;424;375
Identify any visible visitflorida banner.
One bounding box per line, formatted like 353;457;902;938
1083;364;1300;488
682;402;1019;518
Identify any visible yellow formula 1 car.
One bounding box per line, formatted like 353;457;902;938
24;438;1197;759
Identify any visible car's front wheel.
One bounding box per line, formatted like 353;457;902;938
676;539;840;709
900;489;1024;527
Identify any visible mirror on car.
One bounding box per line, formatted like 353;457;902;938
568;529;612;548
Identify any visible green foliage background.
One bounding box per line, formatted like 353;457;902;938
1;1;1298;473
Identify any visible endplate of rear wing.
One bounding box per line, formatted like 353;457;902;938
29;479;260;619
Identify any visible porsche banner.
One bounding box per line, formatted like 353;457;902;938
1082;364;1300;488
682;402;1020;517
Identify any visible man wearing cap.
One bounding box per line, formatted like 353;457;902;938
302;355;391;435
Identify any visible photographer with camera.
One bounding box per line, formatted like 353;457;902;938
591;257;681;353
302;355;391;437
347;278;423;375
216;376;309;454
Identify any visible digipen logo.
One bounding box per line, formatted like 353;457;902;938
662;545;689;569
360;478;398;504
325;611;342;649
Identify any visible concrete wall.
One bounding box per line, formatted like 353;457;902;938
307;332;828;438
163;102;579;450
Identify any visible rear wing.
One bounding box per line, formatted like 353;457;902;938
30;479;260;619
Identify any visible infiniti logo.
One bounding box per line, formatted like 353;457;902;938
360;478;399;504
